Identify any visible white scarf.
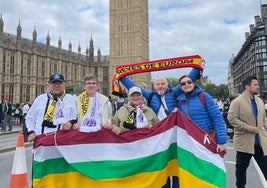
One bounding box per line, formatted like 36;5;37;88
135;103;148;128
79;92;102;133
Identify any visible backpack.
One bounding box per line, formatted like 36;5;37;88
198;91;206;107
178;91;206;107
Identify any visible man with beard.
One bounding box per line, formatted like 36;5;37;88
228;75;267;188
120;68;201;121
119;68;201;188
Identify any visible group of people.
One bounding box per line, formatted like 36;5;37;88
0;98;31;132
24;71;267;188
0;97;14;132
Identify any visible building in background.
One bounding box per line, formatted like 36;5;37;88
0;16;109;104
229;4;267;99
109;0;151;92
0;0;151;104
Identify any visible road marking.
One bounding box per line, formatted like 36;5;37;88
252;157;267;188
224;161;235;165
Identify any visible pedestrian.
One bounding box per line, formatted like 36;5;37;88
26;73;78;142
107;86;159;135
177;75;227;152
14;103;22;125
120;68;201;188
227;75;267;188
0;100;4;131
74;74;113;132
22;100;30;118
2;97;13;131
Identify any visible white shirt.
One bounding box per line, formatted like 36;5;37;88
157;95;168;121
22;104;30;114
25;93;78;135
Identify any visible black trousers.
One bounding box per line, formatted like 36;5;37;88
236;145;267;188
162;176;179;188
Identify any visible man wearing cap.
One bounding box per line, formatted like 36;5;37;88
26;73;78;142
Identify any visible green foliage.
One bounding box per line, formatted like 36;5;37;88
65;85;83;95
202;83;229;101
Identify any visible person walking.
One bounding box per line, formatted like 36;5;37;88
0;100;4;131
2;97;13;131
26;73;78;142
227;75;267;188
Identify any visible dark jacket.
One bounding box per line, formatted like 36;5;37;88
3;102;13;116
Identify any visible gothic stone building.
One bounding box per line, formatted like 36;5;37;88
0;0;151;104
0;16;110;104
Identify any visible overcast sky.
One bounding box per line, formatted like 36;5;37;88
0;0;264;84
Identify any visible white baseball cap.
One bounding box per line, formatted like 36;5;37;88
128;86;142;96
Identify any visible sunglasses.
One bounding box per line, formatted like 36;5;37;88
181;80;193;86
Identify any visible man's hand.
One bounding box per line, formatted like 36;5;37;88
217;144;226;153
250;126;258;133
62;121;73;130
103;122;113;129
112;126;123;135
27;132;36;142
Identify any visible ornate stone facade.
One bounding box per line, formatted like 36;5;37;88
0;16;110;104
0;0;151;104
109;0;151;92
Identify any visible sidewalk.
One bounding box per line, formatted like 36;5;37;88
0;124;32;153
0;124;22;135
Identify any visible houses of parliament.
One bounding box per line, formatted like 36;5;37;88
0;0;151;104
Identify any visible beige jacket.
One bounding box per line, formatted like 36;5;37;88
227;93;267;155
112;102;159;130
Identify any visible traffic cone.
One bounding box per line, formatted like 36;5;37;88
9;130;29;188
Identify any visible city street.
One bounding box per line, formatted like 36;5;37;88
0;130;266;187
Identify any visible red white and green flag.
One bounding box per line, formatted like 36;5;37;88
32;111;226;188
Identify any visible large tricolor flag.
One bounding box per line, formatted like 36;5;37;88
32;111;226;188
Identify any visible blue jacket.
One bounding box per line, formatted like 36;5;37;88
120;68;201;114
177;86;227;144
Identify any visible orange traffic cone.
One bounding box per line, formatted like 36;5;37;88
9;130;29;188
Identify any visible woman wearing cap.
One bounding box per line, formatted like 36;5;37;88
177;75;227;153
109;86;159;135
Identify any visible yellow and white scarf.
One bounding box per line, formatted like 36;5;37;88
44;92;65;123
78;91;101;133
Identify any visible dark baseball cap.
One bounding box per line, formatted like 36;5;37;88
49;73;65;83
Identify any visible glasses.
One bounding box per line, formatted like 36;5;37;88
181;80;193;86
84;82;97;85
